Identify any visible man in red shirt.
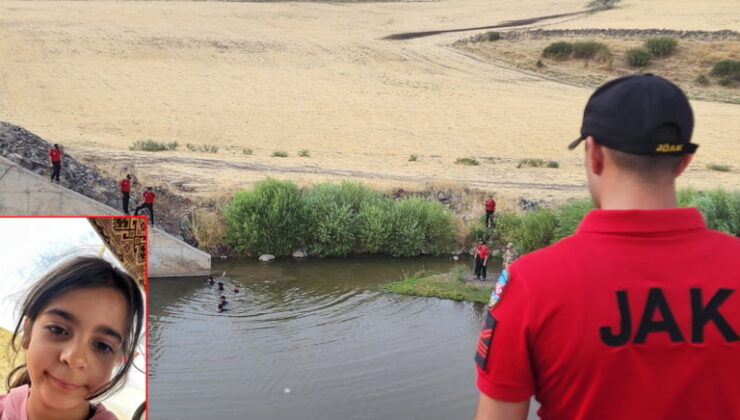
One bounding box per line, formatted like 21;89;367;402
48;144;62;183
484;196;496;228
119;174;132;215
475;74;740;419
474;240;489;280
134;187;156;226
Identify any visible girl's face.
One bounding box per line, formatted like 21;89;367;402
22;287;128;412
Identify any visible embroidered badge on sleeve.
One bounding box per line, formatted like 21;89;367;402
475;311;497;370
489;269;509;308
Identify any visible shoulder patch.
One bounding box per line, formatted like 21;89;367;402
488;269;509;308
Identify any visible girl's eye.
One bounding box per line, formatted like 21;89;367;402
45;325;67;336
94;341;114;354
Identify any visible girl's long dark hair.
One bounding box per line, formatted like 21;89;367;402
5;256;145;400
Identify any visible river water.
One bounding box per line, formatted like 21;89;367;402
148;256;536;419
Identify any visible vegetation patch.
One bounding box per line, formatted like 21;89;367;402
186;143;219;153
455;157;479;166
382;271;491;304
408;154;418;162
224;179;456;257
710;59;740;81
130;140;178;152
645;37;678;57
272;150;289;157
572;41;610;60
0;328;15;381
243;148;253;155
678;189;740;236
706;163;732;172
517;158;559;168
542;42;574;60
298;149;311;157
625;48;651;67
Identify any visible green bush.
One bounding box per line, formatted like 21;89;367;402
542;42;573;60
455;157;479;166
186;143;196;152
625;48;651;67
385;199;427;257
554;198;594;240
298;149;310;157
409;154;418;162
644;37;678;57
517;158;559;168
304;183;359;257
685;189;740;236
710;59;740;81
718;77;733;87
130;140;177;152
572;41;610;60
243;148;253;155
487;32;501;41
272;150;289;157
512;209;558;254
223;178;308;256
536;59;544;68
415;199;456;255
707;163;731;172
358;200;393;254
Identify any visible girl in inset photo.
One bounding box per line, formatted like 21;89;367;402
1;255;145;419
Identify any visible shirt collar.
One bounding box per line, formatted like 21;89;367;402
577;207;706;234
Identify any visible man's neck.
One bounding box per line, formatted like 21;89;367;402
598;175;678;210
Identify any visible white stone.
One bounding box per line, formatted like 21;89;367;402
259;254;276;262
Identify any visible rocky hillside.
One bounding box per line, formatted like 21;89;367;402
0;122;198;245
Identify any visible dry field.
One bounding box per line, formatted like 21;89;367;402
0;0;738;206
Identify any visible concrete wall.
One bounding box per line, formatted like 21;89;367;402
0;155;211;277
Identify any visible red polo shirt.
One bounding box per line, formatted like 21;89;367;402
49;148;61;162
485;199;495;212
476;208;740;419
143;191;155;204
120;179;131;192
478;246;489;260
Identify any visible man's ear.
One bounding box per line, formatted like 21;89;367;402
675;153;694;177
21;318;32;350
586;136;605;176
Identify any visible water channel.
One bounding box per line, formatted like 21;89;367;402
148;256;537;419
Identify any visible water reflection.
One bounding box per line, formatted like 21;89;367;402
149;256;514;419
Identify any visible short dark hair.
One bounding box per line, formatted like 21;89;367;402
604;124;684;179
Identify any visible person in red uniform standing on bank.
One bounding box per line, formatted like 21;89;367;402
48;143;62;183
474;74;740;420
474;240;489;280
134;186;156;226
119;174;132;215
484;196;496;228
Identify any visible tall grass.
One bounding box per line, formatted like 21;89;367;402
224;179;455;257
223;179;309;256
130;140;178;152
625;48;651;67
644;37;678;57
678;188;740;236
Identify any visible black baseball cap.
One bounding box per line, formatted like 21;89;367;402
568;74;698;155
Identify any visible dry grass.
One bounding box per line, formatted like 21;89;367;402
457;37;740;103
0;1;737;205
0;328;20;386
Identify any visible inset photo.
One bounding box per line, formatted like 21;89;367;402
0;216;147;420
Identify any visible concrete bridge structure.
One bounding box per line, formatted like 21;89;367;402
0;155;211;277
